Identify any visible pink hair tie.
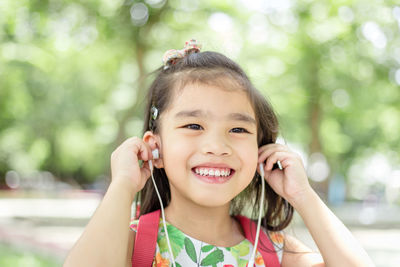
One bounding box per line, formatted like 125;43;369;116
162;39;202;70
162;49;185;69
183;39;202;55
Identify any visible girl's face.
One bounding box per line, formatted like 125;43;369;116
159;83;259;207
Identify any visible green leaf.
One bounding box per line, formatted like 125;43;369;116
176;262;182;267
184;237;197;263
230;247;239;260
236;241;250;256
200;248;224;266
201;245;214;253
158;224;185;257
238;258;248;267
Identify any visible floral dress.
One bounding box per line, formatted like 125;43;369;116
130;218;284;267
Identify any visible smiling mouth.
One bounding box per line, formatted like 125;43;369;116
191;167;235;184
192;167;233;177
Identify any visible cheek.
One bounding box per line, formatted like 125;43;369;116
247;141;259;170
241;137;258;155
162;137;191;170
248;154;259;175
160;128;182;154
235;141;258;171
165;136;189;154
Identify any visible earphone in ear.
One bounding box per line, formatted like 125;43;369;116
148;148;159;172
152;149;159;160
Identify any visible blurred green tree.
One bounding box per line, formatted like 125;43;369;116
0;0;399;202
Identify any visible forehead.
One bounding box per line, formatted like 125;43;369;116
165;83;255;119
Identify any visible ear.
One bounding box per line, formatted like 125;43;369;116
143;131;164;169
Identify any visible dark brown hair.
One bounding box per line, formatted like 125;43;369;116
138;51;293;233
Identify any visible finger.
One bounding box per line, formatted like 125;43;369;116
142;142;153;162
258;146;289;164
258;144;290;159
127;137;151;161
141;161;152;178
263;168;274;184
258;148;275;163
265;151;292;171
258;143;280;156
141;169;151;182
256;162;272;177
279;158;294;170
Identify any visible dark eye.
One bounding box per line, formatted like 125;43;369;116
184;124;203;130
230;128;249;133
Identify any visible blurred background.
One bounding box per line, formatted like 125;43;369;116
1;0;400;266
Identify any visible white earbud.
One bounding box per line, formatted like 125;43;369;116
148;148;159;171
152;149;159;160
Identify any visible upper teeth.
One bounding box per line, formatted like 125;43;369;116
194;167;231;177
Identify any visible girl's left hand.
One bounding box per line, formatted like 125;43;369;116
257;144;312;204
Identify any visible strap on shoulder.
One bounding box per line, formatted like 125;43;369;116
131;209;160;267
235;215;280;267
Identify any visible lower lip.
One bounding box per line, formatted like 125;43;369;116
191;169;235;184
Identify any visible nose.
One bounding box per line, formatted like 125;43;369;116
200;131;232;157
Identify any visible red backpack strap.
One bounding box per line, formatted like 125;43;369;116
131;209;160;267
236;215;280;267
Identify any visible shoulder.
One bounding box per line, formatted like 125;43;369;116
267;230;285;247
280;233;324;267
264;230;285;264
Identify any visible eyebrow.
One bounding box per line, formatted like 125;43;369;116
174;109;257;125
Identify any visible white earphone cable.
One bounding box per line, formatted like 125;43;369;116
247;163;266;267
149;160;177;267
148;158;266;267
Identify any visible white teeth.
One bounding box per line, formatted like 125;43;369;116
194;168;231;177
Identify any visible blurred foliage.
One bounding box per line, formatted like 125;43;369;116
0;243;61;266
0;0;399;201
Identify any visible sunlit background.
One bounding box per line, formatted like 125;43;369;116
1;0;400;266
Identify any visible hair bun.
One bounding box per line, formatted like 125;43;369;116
162;39;202;69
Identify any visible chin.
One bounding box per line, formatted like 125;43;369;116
190;192;235;208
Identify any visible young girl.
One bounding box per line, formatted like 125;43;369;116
64;40;374;267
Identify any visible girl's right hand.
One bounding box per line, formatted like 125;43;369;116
110;137;153;194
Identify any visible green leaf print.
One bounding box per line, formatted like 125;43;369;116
184;237;197;263
230;247;239;260
236;241;250;256
158;224;185;258
201;245;214;253
238;258;248;267
200;248;224;266
231;242;251;267
176;262;182;267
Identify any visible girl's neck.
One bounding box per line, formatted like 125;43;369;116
164;195;245;247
